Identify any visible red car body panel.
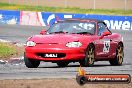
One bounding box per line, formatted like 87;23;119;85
25;19;123;63
25;34;91;61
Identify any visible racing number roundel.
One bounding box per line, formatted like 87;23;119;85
103;39;110;53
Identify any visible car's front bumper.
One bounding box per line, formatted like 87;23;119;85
25;44;86;62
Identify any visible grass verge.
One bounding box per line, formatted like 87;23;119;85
0;42;24;60
0;3;132;16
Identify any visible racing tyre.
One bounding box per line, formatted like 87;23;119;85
57;62;69;67
109;43;124;66
24;54;40;68
80;44;95;67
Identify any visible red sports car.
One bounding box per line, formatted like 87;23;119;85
24;19;124;68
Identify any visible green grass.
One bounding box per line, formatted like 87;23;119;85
0;42;23;59
0;3;132;16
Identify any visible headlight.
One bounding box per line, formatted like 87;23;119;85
26;41;36;47
66;42;82;47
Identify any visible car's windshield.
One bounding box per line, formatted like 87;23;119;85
47;21;96;35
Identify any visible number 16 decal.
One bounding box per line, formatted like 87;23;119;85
103;39;110;53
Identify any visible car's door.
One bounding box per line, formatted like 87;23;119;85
95;22;112;59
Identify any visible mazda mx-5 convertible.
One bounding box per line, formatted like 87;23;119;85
24;18;124;68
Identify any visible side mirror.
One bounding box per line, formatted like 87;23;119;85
100;31;111;39
40;29;46;35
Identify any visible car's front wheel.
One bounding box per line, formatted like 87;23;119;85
80;44;95;67
24;54;40;68
56;62;69;67
109;43;124;66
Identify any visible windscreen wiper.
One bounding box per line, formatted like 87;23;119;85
76;32;93;35
50;31;68;34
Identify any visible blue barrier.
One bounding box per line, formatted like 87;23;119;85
40;12;132;31
0;10;132;31
0;10;20;24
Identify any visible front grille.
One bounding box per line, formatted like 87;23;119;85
36;53;66;58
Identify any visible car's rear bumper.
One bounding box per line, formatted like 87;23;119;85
25;45;86;62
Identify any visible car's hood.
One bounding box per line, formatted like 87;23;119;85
29;34;91;44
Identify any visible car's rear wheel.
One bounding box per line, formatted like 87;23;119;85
24;54;40;68
109;43;124;66
56;62;69;67
80;44;95;67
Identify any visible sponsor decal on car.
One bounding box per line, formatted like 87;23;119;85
103;39;110;53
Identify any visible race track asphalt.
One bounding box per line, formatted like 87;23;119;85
0;24;132;79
